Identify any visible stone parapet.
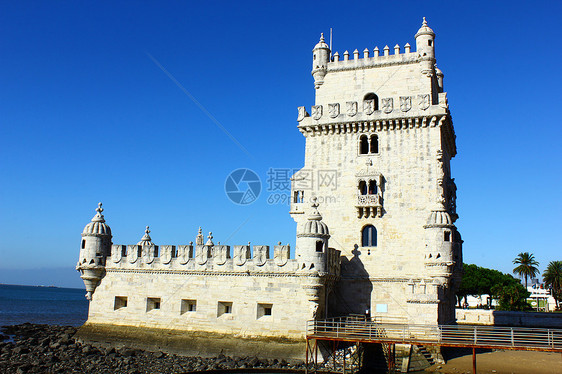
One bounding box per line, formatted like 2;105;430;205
108;243;341;277
329;43;418;72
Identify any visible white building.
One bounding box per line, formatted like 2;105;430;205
76;18;462;359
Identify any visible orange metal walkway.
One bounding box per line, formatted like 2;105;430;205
305;317;562;373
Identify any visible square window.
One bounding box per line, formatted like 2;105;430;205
147;297;161;312
257;303;273;319
375;304;388;313
217;301;233;317
114;296;127;310
181;299;197;314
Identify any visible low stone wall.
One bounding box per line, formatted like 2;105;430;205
75;323;306;361
456;309;562;328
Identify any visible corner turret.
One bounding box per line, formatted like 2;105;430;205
423;201;462;323
312;33;330;89
415;17;436;74
296;197;330;273
76;202;112;300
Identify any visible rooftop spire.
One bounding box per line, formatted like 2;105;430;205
205;232;214;246
91;202;105;223
142;226;151;240
415;16;435;38
137;225;154;246
308;197;323;221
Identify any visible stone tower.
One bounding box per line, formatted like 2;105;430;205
76;202;112;300
291;19;462;325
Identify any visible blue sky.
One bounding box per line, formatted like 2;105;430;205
0;1;560;288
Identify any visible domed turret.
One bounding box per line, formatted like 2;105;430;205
415;17;436;74
82;204;112;236
302;201;330;237
425;204;453;228
296;198;330;273
312;33;331;89
415;17;435;39
77;203;112;300
423;202;456;278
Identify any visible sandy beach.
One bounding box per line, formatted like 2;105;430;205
426;349;562;374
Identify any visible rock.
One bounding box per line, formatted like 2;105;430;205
248;356;259;366
154;351;165;358
12;346;30;354
105;347;116;355
119;348;136;357
83;346;101;356
16;363;32;373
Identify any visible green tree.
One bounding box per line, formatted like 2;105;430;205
513;252;539;288
457;263;530;310
543;261;562;310
491;282;531;311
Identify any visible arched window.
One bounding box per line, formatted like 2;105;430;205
364;93;379;111
362;225;377;247
370;135;378;154
81;240;85;249
358;181;367;195
359;135;369;154
316;241;323;252
368;180;377;195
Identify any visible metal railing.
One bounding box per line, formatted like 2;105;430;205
307;317;562;351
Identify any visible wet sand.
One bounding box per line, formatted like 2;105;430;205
426;349;562;374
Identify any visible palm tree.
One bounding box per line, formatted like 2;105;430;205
513;252;539;288
543;261;562;310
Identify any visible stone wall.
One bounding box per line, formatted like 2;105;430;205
86;239;339;339
456;309;562;328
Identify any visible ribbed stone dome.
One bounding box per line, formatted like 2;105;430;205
303;219;330;236
299;198;330;237
415;17;435;38
435;66;444;76
313;33;330;50
82;203;112;236
425;208;453;227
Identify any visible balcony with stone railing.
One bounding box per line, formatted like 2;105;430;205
356;194;383;218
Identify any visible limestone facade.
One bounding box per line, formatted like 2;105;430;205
77;201;340;347
291;18;462;325
76;18;462;356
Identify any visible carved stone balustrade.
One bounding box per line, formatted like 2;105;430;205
356;194;383;218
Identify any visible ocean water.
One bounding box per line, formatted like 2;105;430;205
0;284;88;326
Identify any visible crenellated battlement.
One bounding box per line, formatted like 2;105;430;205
107;239;341;276
330;43;418;71
108;242;300;273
